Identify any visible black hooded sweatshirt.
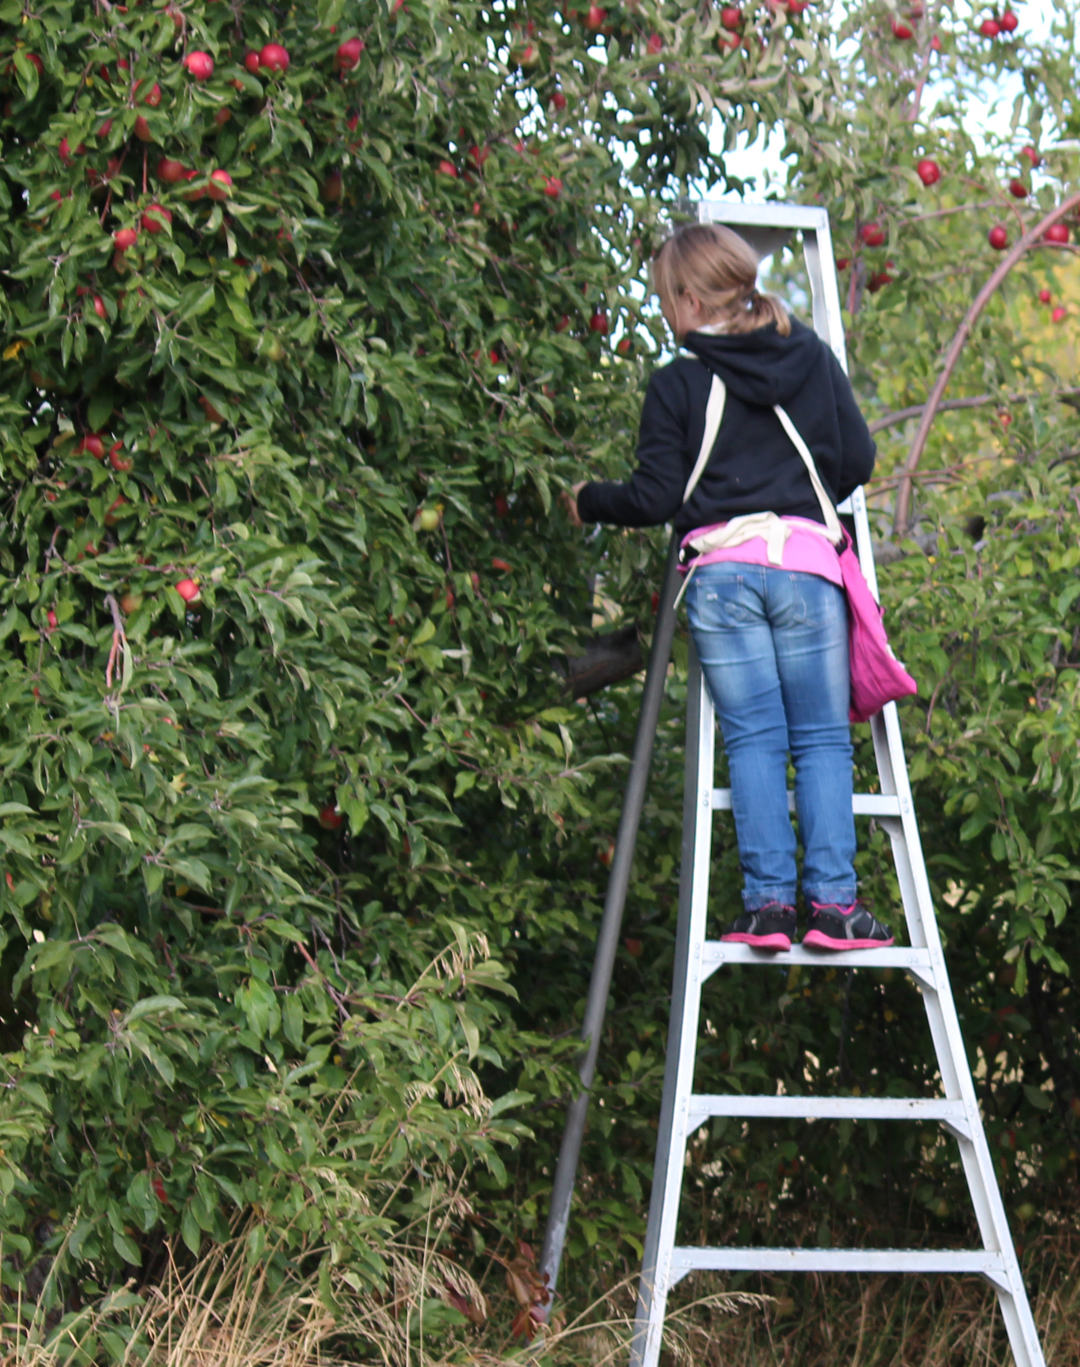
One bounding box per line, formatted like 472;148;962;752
576;318;876;536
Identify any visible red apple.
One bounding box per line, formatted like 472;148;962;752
114;226;138;252
598;840;615;866
1045;222;1070;244
214;108;231;127
624;937;643;957
930;32;942;48
988;224;1008;249
335;37;364;70
184;50;214;80
585;4;605;29
979;17;1000;36
646;32;663;54
494;494;510;517
916;158;940;186
134;115;153;142
555;314;570;332
157;157;186;183
720;5;743;27
544;176;562;198
1052;306;1067;322
491;557;512;571
999;9;1018;30
552;89;567;110
891;19;914;38
1039;288;1052;303
81;434;106;459
835;256;850;269
1020;145;1041;167
616;336;632;355
998;410;1012;427
243;51;261;74
1008;178;1027;198
97;118;113;140
859;221;885;246
92;294;107;320
141;203;172;233
104;495;129;527
318;804;344;830
588;307;609;334
175;578;201;603
437;159;458;177
46;609;58;633
207;169;233;201
866;268;893;292
259;43;290;72
136;80;163;107
468;144;491;169
109;442;133;471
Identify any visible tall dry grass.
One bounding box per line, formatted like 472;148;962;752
0;1221;763;1367
3;1225;1075;1366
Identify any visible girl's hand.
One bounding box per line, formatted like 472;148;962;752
561;482;587;529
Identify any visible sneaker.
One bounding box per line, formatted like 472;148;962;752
803;901;895;951
721;902;796;952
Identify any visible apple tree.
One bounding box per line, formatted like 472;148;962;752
0;0;863;1330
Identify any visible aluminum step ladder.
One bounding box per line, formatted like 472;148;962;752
630;202;1046;1367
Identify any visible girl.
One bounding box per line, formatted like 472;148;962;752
564;222;893;953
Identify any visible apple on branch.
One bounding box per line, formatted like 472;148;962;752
175;578;201;604
259;43;290;73
183;50;214;80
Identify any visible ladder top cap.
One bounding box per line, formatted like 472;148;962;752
694;201;831;231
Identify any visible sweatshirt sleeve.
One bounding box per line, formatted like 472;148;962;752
576;369;689;527
828;349;876;500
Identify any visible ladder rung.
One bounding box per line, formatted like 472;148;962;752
703;942;935;974
711;789;901;817
688;1095;968;1124
670;1246;1007;1281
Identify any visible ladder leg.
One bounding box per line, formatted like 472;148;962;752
873;702;1045;1367
631;646;715;1367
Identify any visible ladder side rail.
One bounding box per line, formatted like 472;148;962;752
877;704;1044;1365
631;647;717;1367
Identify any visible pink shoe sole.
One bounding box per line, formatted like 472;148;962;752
802;930;895;951
720;931;792;952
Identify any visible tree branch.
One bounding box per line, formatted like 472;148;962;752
869;385;1080;435
893;188;1080;537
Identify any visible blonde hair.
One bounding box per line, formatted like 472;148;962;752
652;222;791;336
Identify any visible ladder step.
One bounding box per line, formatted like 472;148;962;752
711;789;902;817
670;1246;1007;1281
703;942;935;973
688;1095;968;1124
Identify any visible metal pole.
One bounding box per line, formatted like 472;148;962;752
538;531;683;1304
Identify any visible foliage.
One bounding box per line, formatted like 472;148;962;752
4;0;1080;1350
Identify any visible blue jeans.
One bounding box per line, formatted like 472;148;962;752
686;562;856;911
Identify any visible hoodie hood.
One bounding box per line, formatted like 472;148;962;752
681;317;822;407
